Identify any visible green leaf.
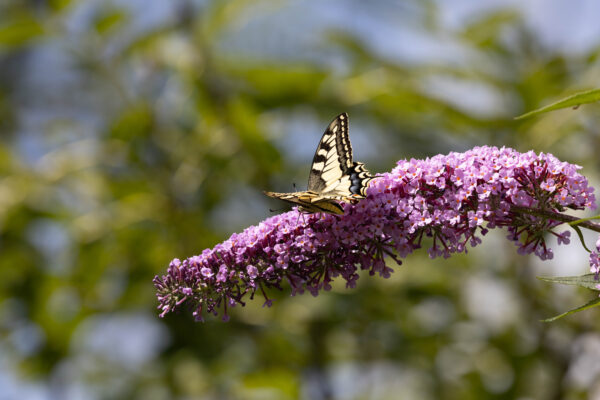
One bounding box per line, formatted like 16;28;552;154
571;224;591;253
109;103;153;140
94;10;128;34
49;0;74;11
537;273;600;290
460;10;520;49
0;16;44;47
233;65;327;105
541;296;600;322
515;88;600;120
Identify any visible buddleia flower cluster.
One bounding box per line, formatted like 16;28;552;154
154;146;596;321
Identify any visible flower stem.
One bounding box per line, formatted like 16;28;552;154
511;206;600;233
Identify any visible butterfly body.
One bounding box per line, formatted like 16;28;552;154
264;113;373;215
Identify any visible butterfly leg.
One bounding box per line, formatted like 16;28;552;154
296;209;307;225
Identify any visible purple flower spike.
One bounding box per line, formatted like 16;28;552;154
154;146;596;321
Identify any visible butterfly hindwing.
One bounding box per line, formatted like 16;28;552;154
265;113;373;215
348;162;372;197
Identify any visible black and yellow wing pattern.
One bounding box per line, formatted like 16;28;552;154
264;113;373;215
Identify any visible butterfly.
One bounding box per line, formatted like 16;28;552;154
264;113;373;215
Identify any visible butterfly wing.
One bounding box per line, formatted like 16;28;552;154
263;190;345;214
307;113;351;193
344;161;373;198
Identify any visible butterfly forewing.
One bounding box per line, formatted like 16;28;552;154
307;113;352;193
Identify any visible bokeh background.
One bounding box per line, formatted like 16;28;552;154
2;0;600;399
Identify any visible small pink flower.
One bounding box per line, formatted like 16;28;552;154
247;265;259;279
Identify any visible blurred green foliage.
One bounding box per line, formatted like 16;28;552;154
1;1;600;399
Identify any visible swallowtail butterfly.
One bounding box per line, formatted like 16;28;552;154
264;113;373;215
